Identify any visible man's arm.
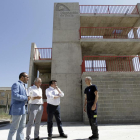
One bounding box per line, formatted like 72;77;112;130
32;96;42;100
12;83;28;101
55;87;64;97
91;91;98;110
84;94;87;112
31;88;42;100
46;89;59;99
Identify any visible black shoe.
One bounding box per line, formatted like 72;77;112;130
48;134;52;139
60;133;68;138
89;135;99;139
34;136;40;140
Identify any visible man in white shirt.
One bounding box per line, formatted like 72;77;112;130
26;78;43;140
46;80;67;139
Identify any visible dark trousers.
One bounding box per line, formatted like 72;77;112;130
47;104;64;135
87;102;98;136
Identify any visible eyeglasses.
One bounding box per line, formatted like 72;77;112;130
23;75;29;78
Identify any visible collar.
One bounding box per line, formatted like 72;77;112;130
18;80;25;85
33;85;40;89
49;86;55;90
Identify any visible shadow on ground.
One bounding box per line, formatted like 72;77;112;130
32;138;89;140
31;134;89;140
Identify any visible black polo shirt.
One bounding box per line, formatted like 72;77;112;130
84;85;98;101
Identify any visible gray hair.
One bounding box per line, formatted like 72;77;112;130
85;76;92;81
34;78;41;83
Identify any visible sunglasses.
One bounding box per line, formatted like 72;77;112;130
23;75;29;78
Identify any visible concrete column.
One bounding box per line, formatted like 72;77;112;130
132;3;140;36
133;28;138;39
28;43;37;87
136;3;140;15
52;3;83;121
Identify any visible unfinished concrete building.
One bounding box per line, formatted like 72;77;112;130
28;3;140;124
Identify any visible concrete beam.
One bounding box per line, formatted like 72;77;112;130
80;15;139;27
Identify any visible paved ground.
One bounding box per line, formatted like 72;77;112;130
0;122;140;140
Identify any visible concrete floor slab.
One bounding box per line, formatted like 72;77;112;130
81;39;140;56
0;122;140;140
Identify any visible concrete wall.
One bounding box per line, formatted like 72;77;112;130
0;88;11;114
82;72;140;124
52;3;82;121
39;73;51;84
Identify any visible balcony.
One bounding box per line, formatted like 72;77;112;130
33;48;52;73
80;5;140;28
79;27;140;39
80;27;140;56
34;48;52;60
80;5;139;15
81;56;140;73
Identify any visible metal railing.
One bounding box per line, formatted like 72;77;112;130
81;56;140;73
79;27;140;39
34;48;52;60
79;5;139;14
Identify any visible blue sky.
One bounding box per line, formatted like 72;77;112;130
0;0;140;87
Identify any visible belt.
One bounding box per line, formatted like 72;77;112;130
30;104;43;105
87;100;94;103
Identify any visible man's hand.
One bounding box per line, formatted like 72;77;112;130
83;106;86;112
91;104;96;110
55;86;60;92
32;96;42;100
55;86;61;94
28;96;31;101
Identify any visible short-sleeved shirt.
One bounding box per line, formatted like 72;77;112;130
84;85;98;102
28;85;43;104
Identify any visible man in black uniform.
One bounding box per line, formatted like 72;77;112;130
84;76;99;140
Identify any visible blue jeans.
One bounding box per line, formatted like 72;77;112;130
7;114;26;140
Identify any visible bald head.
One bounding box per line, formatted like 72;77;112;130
85;76;92;86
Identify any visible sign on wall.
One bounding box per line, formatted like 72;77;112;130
55;3;79;18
